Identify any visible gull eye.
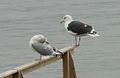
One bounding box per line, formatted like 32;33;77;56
64;17;67;19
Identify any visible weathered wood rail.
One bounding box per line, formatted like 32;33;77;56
0;45;78;78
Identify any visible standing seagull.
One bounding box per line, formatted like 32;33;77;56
60;15;99;46
30;34;62;60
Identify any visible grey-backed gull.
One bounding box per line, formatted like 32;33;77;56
29;34;62;60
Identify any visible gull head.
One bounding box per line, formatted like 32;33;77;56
30;34;48;44
60;15;73;24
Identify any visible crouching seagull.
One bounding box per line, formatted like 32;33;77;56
30;34;62;60
60;15;99;46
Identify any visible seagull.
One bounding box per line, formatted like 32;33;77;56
60;15;99;46
29;34;62;60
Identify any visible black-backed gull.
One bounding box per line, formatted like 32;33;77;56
60;15;99;46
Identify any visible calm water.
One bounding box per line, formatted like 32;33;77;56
0;0;120;78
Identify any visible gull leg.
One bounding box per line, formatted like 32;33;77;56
35;54;42;61
78;37;81;46
40;54;42;60
75;36;77;46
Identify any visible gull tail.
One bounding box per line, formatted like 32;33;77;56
88;33;100;37
53;47;64;56
88;30;100;37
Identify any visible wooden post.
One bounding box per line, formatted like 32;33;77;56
12;71;24;78
62;50;77;78
69;51;77;78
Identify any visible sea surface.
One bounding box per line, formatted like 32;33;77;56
0;0;120;78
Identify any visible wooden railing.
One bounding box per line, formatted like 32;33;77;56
0;45;78;78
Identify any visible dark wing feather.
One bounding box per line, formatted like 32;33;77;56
68;21;93;35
